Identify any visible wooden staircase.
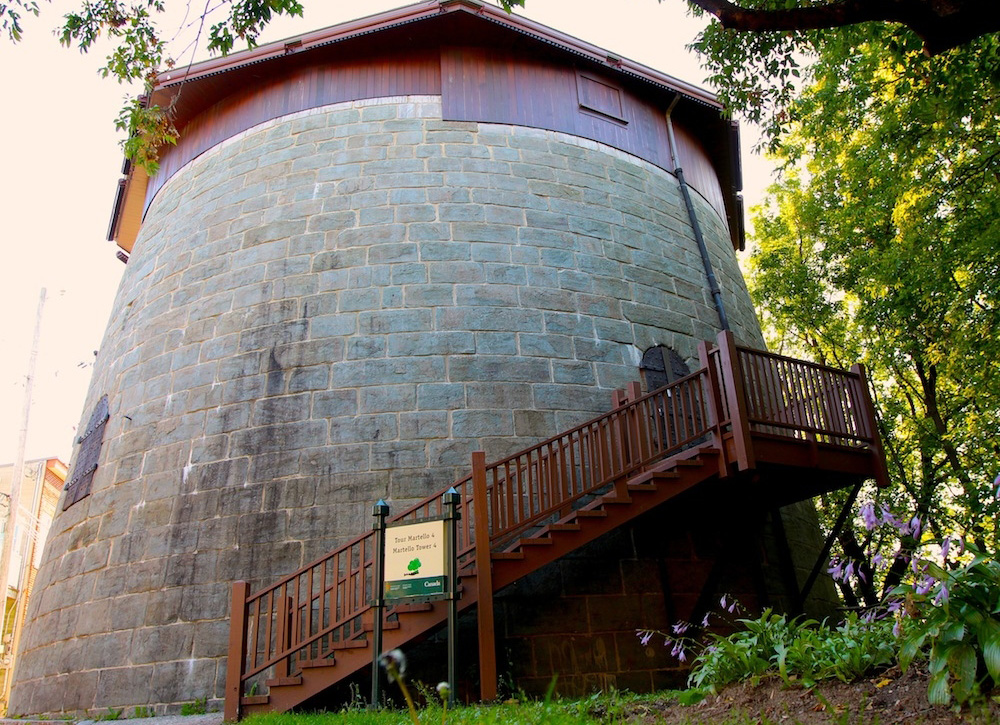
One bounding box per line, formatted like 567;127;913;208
224;332;888;719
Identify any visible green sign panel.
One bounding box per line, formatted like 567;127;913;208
385;575;446;598
383;520;448;601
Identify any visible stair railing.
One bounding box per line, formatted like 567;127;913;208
224;332;886;719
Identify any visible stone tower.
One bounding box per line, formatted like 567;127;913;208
11;1;838;715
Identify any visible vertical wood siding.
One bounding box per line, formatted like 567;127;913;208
146;49;442;209
441;46;726;218
146;44;725;223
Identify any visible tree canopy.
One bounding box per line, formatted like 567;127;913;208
689;0;1000;56
744;16;1000;599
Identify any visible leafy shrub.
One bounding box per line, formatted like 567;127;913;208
894;542;1000;705
687;609;896;691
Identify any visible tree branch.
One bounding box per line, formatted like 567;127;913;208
687;0;1000;55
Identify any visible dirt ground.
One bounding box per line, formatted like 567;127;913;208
611;667;1000;724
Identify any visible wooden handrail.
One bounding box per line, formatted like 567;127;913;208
225;333;886;716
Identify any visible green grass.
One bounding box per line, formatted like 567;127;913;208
242;691;686;725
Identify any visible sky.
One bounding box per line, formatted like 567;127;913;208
0;0;774;467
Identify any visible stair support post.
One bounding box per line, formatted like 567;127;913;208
472;451;498;701
224;580;250;722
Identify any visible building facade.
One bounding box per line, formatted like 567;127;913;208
0;457;66;712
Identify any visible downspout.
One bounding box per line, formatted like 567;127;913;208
665;97;731;331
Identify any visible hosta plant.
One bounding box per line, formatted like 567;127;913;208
894;543;1000;706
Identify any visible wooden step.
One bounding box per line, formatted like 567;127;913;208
329;638;369;651
241;695;269;706
266;676;302;687
576;508;608;518
545;522;581;532
674;457;706;467
492;551;525;560
600;495;632;505
626;481;657;492
627;468;680;486
300;657;337;669
518;537;554;547
391;602;435;614
363;619;400;633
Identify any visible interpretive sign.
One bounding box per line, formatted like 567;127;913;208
383;519;448;601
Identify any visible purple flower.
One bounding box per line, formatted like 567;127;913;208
701;612;711;628
933;583;949;606
719;594;728;611
915;577;934;596
860;503;879;530
909;517;922;539
672;622;689;635
844;561;856;580
893;620;901;637
994;474;1000;500
638;631;653;646
941;538;951;560
828;559;843;580
872;553;884;567
880;505;900;528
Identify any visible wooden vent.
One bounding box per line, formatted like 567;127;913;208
577;72;626;124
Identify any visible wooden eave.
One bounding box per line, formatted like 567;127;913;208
108;0;744;251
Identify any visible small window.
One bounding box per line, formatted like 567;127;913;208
577;72;627;124
64;395;110;509
640;346;690;392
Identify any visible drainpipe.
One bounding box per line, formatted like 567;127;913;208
664;97;731;331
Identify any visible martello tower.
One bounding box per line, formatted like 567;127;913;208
12;1;886;717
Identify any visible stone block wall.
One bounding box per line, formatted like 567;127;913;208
495;485;772;698
12;96;762;716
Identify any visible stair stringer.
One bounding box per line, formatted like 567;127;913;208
244;445;724;715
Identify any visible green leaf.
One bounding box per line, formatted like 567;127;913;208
948;643;978;704
927;669;951;706
940;620;966;644
898;637;921;671
929;643;949;675
978;619;1000;683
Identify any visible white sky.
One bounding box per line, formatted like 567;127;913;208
0;0;773;466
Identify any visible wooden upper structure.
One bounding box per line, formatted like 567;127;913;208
108;0;745;253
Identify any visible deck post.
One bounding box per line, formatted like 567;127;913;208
472;451;497;701
224;580;250;722
698;340;728;477
850;364;890;487
715;331;755;471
